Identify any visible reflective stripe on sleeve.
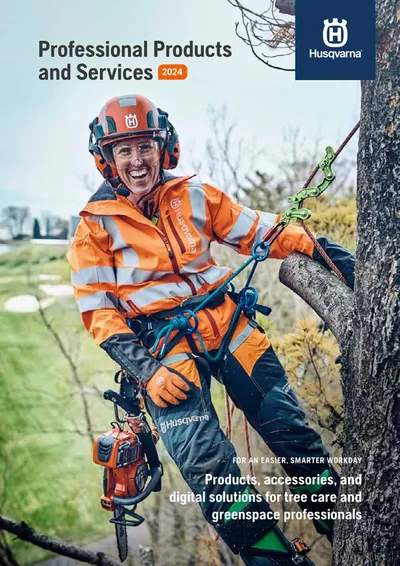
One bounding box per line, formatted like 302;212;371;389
71;265;116;286
86;215;105;227
162;353;192;365
253;212;277;243
77;291;119;313
225;207;257;245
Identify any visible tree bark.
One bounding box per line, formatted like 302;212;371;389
275;0;295;16
333;0;400;563
138;545;155;566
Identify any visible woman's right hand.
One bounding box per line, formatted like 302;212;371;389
146;366;191;408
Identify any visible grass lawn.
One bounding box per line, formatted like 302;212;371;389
0;245;118;564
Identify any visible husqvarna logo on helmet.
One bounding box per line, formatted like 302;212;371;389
323;19;348;48
125;114;138;129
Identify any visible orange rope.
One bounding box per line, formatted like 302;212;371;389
225;390;232;441
300;220;346;282
225;391;255;477
243;413;255;477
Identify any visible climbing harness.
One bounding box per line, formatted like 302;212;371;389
150;238;271;362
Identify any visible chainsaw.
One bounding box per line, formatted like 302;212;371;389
93;370;163;562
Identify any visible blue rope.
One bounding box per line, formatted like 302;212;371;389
151;241;270;360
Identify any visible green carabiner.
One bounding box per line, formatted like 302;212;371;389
281;146;336;227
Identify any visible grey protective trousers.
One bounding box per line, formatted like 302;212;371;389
145;341;338;559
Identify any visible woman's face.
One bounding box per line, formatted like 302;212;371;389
113;137;161;202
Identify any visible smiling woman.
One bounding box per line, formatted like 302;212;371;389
112;137;162;205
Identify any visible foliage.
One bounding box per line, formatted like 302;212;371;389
233;170;288;212
305;196;357;251
33;218;41;239
273;319;343;436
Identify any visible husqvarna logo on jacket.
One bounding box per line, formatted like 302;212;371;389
170;198;197;253
323;19;348;48
159;414;210;434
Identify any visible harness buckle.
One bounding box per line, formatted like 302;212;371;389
180;292;211;310
292;537;310;558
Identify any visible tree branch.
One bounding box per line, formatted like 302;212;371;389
34;296;96;443
275;0;295;16
279;253;354;348
0;515;119;566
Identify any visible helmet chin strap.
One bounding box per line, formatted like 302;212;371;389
136;169;165;207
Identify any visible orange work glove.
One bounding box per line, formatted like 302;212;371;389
146;365;191;408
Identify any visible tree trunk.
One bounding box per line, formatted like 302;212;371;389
333;0;400;563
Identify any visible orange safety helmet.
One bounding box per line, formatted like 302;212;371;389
89;94;180;179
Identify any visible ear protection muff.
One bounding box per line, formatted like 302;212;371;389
88;118;118;179
157;109;181;170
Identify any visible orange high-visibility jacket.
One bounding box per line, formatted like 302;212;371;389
67;173;314;383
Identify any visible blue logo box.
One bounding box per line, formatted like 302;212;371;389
295;0;376;80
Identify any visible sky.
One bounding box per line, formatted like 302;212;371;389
1;0;360;220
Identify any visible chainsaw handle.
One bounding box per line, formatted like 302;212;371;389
137;431;161;471
104;389;141;415
113;464;163;506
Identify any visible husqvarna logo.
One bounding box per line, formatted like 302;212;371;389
170;198;197;253
323;19;348;48
159;414;210;434
125;114;138;129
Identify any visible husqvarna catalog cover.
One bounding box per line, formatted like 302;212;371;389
1;1;398;566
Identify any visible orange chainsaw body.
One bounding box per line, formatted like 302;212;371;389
93;427;148;511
